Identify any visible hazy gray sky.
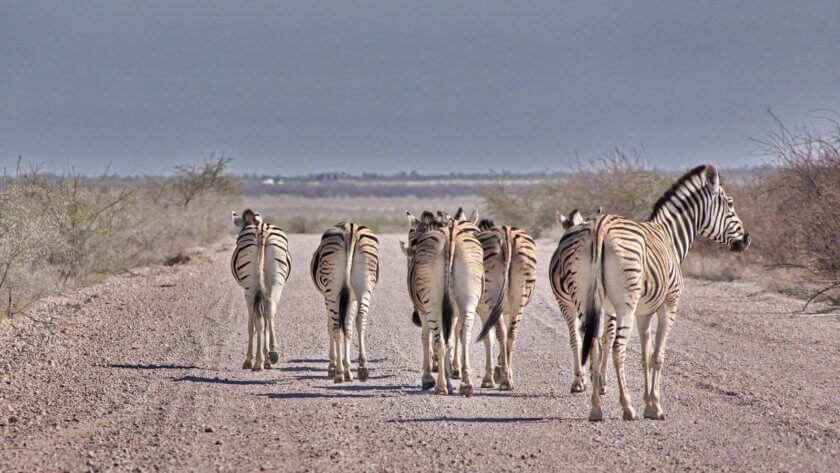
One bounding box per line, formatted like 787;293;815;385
2;1;839;175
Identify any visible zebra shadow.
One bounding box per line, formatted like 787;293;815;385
389;415;577;423
108;363;200;370
174;375;276;386
319;382;413;392
294;373;395;381
260;392;378;400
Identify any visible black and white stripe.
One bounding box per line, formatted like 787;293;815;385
231;209;291;371
310;222;380;383
551;165;750;421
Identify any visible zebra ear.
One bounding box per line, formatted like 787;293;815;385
452;207;464;220
469;210;479;224
232;211;247;227
399;240;414;258
570;209;584;226
406;211;419;229
556;210;567;226
436;210;450;222
705;165;720;194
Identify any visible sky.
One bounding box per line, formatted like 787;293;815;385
2;1;839;176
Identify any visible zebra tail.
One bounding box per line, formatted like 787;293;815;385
477;232;509;341
339;226;357;335
441;226;457;344
255;224;269;321
411;309;421;327
580;239;605;365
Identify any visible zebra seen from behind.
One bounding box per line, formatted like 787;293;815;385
402;208;490;396
230;209;291;371
472;218;538;391
311;223;380;383
552;164;750;421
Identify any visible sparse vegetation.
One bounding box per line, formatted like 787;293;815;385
0;157;241;318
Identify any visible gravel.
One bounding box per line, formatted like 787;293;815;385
1;235;839;472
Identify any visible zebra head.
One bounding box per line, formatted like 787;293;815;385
401;210;441;259
232;209;262;228
556;207;602;230
698;166;751;252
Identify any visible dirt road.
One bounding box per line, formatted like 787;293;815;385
2;234;839;472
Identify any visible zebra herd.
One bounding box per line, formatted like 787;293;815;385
230;164;751;421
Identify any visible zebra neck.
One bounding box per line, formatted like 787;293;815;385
650;204;699;263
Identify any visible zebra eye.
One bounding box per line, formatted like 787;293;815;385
726;200;734;210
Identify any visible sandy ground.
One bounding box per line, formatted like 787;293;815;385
1;234;839;472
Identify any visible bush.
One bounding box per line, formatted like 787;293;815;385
480;151;671;237
0;158;241;317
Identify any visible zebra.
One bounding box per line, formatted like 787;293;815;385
230;209;291;371
551;165;750;421
550;207;611;394
402;208;489;396
310;222;380;383
473;218;538;391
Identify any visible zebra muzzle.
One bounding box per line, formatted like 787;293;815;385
729;234;751;252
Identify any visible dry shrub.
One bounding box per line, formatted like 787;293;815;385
0;158;241;317
481;150;671;237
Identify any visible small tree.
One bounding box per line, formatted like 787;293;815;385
173;154;241;207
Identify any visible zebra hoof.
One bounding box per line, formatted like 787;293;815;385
493;366;502;384
334;372;344;383
421;376;436;391
268;351;279;364
358;367;369;382
263;361;272;369
499;380;513;391
431;363;439;373
570;380;586;393
644;406;665;420
327;366;336;378
481;375;494;388
599;385;606;395
588;409;603;422
623;409;639;421
435;385;449;395
451;369;461;380
459;384;475;398
252;364;264;372
343;370;353;382
242;360;253;370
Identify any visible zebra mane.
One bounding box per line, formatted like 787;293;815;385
648;165;709;221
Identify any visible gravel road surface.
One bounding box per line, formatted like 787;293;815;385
2;234;839;472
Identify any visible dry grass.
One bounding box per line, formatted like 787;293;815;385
0;159;240;318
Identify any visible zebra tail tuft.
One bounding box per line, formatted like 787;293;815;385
441;286;454;344
580;240;605;365
411;309;421;327
253;288;265;321
338;284;351;335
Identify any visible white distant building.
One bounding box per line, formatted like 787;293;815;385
261;178;275;185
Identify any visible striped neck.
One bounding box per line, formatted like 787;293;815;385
648;172;708;263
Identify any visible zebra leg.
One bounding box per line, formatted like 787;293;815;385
242;298;255;370
420;319;435;390
496;319;511;391
560;302;586;393
646;306;676;420
451;317;462;379
326;305;337;378
264;303;279;368
612;310;638;420
599;313;617;394
435;330;451;395
500;310;522;391
588;333;604;422
341;312;354;382
458;312;475;397
493;319;504;384
252;312;265;372
481;334;494;388
636;313;654;414
355;293;371;382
